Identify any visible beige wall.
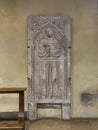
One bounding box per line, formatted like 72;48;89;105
0;0;97;118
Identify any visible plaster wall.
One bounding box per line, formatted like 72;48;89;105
0;0;97;118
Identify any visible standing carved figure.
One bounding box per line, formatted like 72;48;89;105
37;27;63;99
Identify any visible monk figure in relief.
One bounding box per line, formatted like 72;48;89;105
38;28;62;59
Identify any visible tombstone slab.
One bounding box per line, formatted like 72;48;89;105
28;16;71;120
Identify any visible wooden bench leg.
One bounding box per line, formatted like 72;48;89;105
0;88;26;130
18;91;25;130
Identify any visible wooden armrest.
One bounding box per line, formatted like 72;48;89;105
0;88;26;93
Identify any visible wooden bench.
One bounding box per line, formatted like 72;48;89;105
0;88;26;130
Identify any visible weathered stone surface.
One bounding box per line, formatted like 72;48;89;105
28;16;71;120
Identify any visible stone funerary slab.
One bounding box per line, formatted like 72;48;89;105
28;16;71;120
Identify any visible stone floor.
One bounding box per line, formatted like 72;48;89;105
1;119;98;130
27;119;98;130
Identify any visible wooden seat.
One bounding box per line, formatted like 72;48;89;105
0;122;23;129
0;87;26;130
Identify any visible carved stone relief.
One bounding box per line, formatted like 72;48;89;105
28;16;71;120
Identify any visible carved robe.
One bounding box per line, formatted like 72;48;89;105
34;27;65;100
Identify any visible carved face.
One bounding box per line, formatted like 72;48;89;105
46;28;53;37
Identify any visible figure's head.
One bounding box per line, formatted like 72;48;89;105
46;28;53;37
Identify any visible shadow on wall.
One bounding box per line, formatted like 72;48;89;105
81;88;98;106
